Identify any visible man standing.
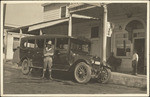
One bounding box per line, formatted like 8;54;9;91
132;49;139;75
42;40;54;80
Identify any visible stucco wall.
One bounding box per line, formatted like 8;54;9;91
109;4;147;73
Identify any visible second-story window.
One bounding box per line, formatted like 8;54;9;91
60;6;66;18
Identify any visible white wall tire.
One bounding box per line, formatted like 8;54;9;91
21;59;30;75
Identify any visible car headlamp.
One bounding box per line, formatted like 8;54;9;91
95;61;100;65
91;59;94;64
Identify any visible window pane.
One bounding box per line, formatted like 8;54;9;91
61;6;66;18
116;40;131;56
91;26;99;38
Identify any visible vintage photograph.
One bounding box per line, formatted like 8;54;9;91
1;0;149;96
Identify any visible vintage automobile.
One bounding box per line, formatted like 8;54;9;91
20;35;111;83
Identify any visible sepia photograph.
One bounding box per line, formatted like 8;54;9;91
1;0;149;96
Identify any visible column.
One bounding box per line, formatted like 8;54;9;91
19;29;22;43
4;31;8;61
68;13;72;36
102;4;108;61
40;29;43;35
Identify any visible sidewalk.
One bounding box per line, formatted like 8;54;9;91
109;72;147;88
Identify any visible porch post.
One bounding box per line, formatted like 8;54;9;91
68;13;72;36
19;29;22;44
40;29;43;35
4;31;8;61
102;4;108;61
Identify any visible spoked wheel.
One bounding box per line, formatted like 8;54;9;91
74;62;91;84
21;59;30;75
97;67;111;83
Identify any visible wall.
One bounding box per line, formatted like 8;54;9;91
43;3;69;21
108;4;147;73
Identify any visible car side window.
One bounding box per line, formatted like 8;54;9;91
27;39;35;48
56;38;68;53
36;39;44;49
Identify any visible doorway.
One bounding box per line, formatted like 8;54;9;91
134;38;145;74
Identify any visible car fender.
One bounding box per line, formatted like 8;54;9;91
68;59;91;72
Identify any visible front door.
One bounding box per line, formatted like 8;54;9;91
134;38;145;74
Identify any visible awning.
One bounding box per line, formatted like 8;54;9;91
28;18;69;32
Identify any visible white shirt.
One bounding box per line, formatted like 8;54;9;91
132;53;139;62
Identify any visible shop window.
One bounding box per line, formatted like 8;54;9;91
60;6;66;18
115;33;131;57
91;26;99;38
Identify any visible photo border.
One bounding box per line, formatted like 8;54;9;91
1;0;149;96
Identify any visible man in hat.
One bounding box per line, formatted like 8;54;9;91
42;40;54;79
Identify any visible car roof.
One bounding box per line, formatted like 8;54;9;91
22;34;73;40
21;34;91;43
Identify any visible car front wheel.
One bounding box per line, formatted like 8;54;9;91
74;62;91;84
97;67;111;83
21;59;30;75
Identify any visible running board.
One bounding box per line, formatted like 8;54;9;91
30;66;68;71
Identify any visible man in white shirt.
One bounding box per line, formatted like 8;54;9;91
132;49;139;75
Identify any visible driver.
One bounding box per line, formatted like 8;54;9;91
42;40;54;80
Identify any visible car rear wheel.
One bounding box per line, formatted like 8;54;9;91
74;62;91;84
21;59;30;75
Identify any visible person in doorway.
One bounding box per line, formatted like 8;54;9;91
132;49;139;75
42;40;54;80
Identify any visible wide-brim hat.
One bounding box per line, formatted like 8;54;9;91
47;41;52;45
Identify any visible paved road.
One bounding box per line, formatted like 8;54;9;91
3;62;146;94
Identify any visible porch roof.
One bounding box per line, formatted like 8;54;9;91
7;16;98;33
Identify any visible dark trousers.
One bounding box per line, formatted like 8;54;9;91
132;60;138;75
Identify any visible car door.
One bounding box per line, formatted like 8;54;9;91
53;38;70;71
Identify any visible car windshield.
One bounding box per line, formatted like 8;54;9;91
70;39;90;54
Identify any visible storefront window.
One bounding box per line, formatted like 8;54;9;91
115;33;131;57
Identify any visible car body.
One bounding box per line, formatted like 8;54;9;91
20;35;111;83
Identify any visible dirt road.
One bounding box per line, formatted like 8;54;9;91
3;62;146;94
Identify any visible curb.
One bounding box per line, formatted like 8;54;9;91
108;72;147;88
